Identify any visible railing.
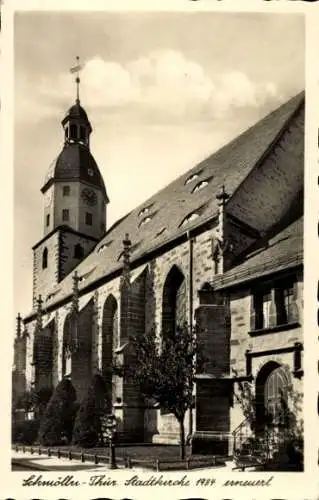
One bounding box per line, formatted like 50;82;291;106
232;417;253;456
12;444;224;471
232;418;296;470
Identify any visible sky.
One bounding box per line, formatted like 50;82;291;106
14;11;305;316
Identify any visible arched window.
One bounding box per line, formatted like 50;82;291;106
162;265;186;339
101;295;118;409
74;243;84;259
264;366;289;425
255;362;290;428
42;247;48;269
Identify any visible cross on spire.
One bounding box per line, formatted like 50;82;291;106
70;56;82;104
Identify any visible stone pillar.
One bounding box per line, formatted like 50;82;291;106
31;295;43;387
16;313;22;339
120;233;131;344
71;271;80;352
212;185;230;275
91;290;100;374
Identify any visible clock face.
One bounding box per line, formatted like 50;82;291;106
81;187;97;206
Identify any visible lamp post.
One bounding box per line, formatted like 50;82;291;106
105;414;117;469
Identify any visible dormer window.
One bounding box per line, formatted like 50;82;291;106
180;204;207;227
192;179;209;193
97;240;113;253
185;170;203;185
155;227;167;238
139;204;153;217
139;216;152;228
180;212;200;226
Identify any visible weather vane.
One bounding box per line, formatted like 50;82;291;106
70;56;83;104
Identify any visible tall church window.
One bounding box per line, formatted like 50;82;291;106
101;295;118;409
74;243;84;259
85;212;93;226
63;186;70;197
62;209;69;222
162;265;186;339
42;247;48;269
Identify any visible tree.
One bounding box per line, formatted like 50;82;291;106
116;323;201;460
72;374;107;447
38;378;77;446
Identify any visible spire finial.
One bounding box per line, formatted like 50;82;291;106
70;56;82;104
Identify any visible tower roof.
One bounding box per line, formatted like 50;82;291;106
61;101;91;128
42;143;108;199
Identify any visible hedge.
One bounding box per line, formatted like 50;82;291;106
38;378;77;446
72;374;108;447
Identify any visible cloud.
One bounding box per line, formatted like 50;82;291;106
16;50;281;124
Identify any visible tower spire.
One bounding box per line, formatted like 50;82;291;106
70;56;82;104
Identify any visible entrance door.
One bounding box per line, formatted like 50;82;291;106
264;365;289;425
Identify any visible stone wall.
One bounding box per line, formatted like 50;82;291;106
32;231;60;308
229;269;303;436
59;230;97;281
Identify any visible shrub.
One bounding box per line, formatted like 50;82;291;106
38;378;77;446
12;419;40;445
72;374;107;447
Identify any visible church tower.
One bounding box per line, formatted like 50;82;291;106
32;59;109;307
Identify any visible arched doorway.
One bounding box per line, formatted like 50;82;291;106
162;265;186;339
101;295;118;407
255;362;290;428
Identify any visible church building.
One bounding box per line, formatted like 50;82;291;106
12;80;304;455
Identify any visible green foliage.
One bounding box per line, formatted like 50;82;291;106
233;369;303;470
12;419;40;445
127;324;198;420
38;378;77;446
118;323;201;459
12;387;52;415
72;374;107;448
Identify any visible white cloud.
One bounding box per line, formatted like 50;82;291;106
16;50;281;124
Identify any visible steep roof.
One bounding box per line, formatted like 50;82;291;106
213;215;303;290
52;143;107;197
27;92;304;317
